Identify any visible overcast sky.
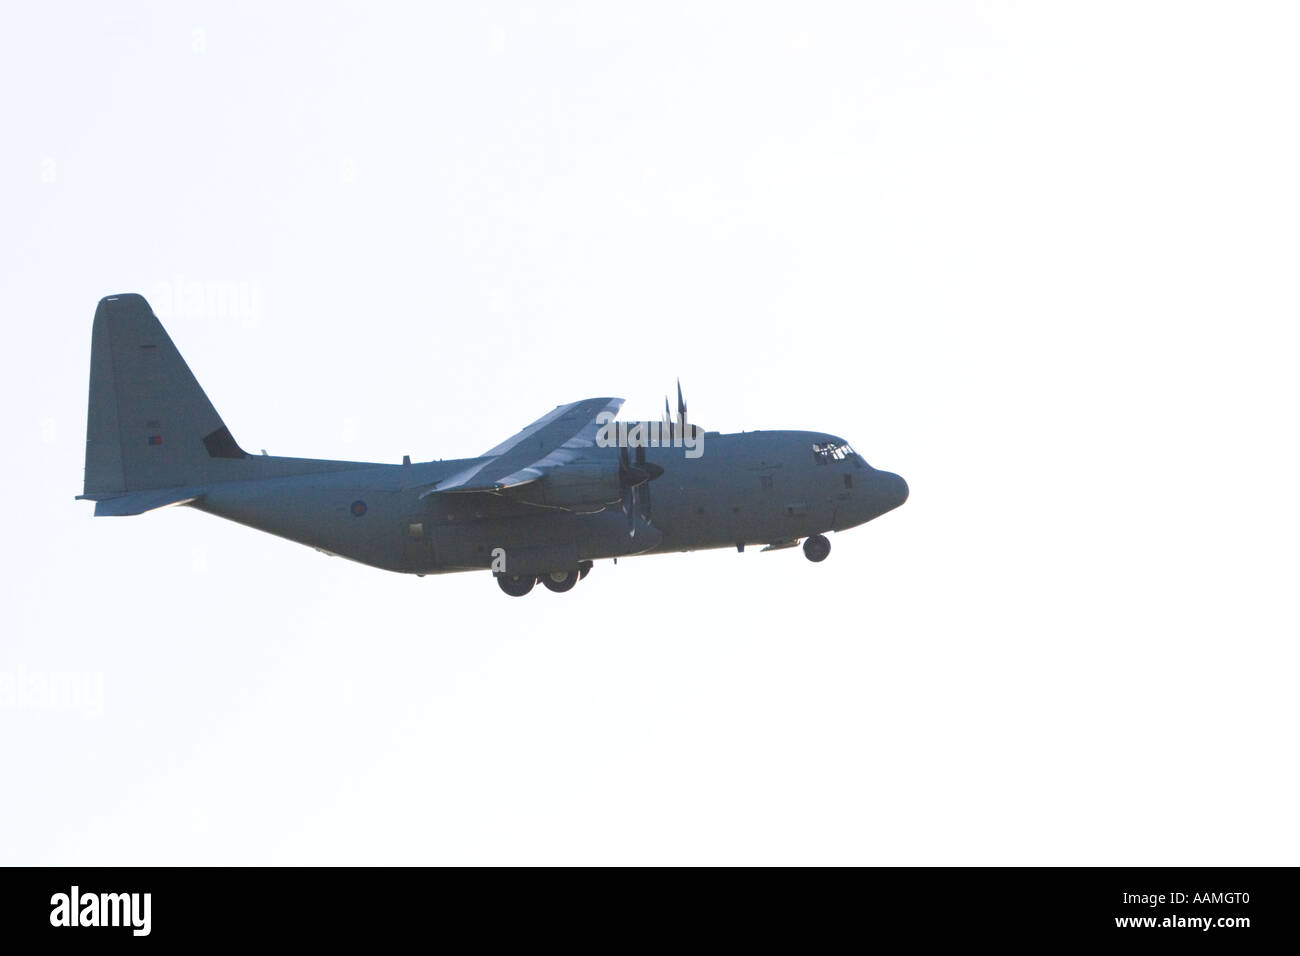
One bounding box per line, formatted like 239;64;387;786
2;1;1297;864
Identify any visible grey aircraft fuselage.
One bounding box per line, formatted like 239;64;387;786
77;293;908;591
188;431;909;576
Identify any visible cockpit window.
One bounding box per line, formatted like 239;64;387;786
812;441;856;464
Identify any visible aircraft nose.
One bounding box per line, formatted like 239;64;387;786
880;471;909;510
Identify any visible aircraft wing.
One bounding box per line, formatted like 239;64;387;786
422;396;622;496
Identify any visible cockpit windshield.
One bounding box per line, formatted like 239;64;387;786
812;441;858;464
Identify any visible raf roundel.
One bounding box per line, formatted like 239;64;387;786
350;500;367;517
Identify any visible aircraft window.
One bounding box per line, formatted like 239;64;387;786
812;442;856;464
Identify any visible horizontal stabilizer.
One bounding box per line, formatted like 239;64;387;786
80;486;207;516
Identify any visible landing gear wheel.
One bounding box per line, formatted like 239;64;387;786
541;569;579;593
496;573;536;597
803;533;831;563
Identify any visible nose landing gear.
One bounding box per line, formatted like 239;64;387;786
803;533;831;563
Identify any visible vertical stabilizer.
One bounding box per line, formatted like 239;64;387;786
83;294;248;496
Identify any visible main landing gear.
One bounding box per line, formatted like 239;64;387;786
496;572;535;597
496;561;593;597
803;533;831;563
541;569;578;593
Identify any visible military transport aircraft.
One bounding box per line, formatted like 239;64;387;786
78;294;908;596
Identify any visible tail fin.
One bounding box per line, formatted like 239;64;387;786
83;293;251;497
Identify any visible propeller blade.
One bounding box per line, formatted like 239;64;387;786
618;439;662;488
616;405;665;537
677;379;686;424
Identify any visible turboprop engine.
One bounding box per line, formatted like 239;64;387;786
528;461;623;512
521;445;664;525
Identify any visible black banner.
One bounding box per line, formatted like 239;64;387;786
0;867;1292;944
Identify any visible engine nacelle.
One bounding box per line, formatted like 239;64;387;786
521;462;622;513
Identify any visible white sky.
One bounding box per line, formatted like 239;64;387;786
2;1;1297;864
